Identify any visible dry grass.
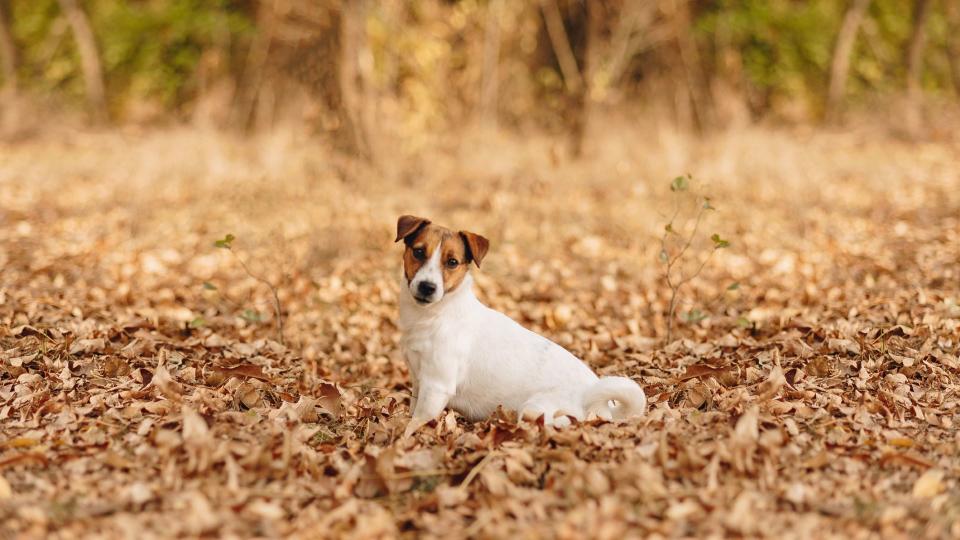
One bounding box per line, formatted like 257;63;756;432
1;121;959;538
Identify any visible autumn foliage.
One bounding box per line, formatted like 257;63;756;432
1;123;959;537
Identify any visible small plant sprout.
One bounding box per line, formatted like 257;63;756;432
660;175;730;344
213;233;285;345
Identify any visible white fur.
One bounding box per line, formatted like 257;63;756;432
399;272;646;436
408;240;444;303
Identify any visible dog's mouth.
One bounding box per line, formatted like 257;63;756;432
413;295;433;305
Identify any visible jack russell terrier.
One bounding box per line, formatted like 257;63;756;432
395;215;646;437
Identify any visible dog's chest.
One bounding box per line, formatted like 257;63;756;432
399;316;449;375
400;329;432;375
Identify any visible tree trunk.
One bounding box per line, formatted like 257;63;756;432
826;0;871;122
478;0;503;127
338;0;371;160
905;0;932;100
58;0;106;121
232;0;276;129
671;0;711;130
0;0;17;92
540;0;582;93
946;0;960;96
539;0;588;157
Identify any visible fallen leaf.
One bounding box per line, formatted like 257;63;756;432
912;469;945;498
212;363;272;382
0;475;11;499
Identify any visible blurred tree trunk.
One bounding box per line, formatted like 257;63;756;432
58;0;106;122
539;0;587;157
826;0;871;122
232;0;276;129
479;0;503;128
540;0;582;93
905;0;932;101
904;0;932;135
339;0;372;160
233;1;371;160
670;0;711;130
947;0;960;96
0;0;16;93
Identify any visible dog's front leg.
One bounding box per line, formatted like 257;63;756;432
403;381;452;438
409;378;419;415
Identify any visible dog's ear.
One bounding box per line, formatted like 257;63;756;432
396;215;430;244
459;231;490;268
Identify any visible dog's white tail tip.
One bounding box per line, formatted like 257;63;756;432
583;376;647;421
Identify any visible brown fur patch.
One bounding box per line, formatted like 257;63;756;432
401;223;472;293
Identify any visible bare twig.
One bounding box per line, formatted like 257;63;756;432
669;202;706;269
228;249;284;345
459;452;496;491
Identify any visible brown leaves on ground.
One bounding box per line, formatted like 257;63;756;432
1;126;959;538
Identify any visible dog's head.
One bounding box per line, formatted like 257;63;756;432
395;215;489;305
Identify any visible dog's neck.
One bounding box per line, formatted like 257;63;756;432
398;272;477;330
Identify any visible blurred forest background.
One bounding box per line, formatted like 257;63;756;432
1;0;959;151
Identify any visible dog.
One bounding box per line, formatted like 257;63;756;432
395;215;647;437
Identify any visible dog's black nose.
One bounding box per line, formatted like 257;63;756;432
417;281;437;297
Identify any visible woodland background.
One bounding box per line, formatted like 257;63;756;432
1;0;960;143
1;1;959;539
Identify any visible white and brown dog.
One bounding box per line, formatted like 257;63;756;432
396;215;646;437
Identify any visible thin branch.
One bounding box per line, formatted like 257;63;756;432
459;452;496;491
228;249;284;345
669;200;707;268
677;246;718;289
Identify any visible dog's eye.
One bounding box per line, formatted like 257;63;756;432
446;258;459;268
412;248;426;260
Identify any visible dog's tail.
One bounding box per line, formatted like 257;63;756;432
583;376;647;421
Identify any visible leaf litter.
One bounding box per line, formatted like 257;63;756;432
0;127;959;538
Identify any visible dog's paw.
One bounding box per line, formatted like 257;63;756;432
402;416;429;439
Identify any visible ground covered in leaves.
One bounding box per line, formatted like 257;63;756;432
1;124;959;538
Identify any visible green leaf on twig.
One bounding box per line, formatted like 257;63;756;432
241;309;262;323
214;234;235;249
670;176;689;192
711;234;730;249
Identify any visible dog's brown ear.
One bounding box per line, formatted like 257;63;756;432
459;231;490;267
396;215;430;243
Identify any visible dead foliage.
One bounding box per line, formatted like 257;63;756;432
0;125;959;538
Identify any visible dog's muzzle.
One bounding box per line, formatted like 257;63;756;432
414;281;437;304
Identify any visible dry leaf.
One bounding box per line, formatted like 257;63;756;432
316;382;342;419
151;359;183;400
911;469;945;498
0;475;11;499
212;363;272;382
